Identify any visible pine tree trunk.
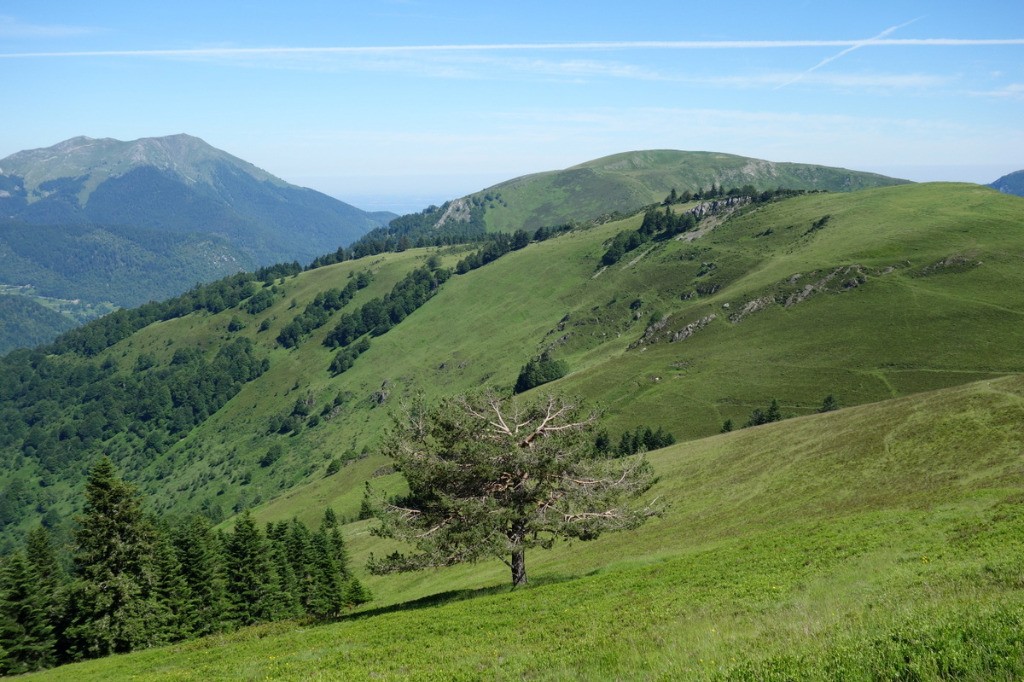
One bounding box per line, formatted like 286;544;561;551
511;548;527;587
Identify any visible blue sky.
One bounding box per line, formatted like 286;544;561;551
1;1;1022;212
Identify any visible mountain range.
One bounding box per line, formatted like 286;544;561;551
0;143;911;355
0;134;394;353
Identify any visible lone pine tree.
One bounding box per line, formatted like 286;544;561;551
368;392;659;587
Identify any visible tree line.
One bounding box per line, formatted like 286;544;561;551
601;186;820;267
321;223;568;377
276;270;373;348
0;338;267;533
0;457;369;675
322;261;451;375
721;395;839;432
595;425;676;457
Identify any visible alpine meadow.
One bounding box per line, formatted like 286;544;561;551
1;132;1023;678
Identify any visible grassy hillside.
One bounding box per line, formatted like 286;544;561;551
2;182;1022;548
28;373;1024;679
472;150;907;232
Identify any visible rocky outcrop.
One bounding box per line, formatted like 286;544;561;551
728;296;775;323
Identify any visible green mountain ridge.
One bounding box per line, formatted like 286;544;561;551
465;149;909;232
4;179;1024;677
356;150;908;253
1;181;1021;542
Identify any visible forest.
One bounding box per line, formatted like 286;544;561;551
0;457;369;675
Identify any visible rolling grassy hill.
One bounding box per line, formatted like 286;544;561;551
2;182;1022;549
5;178;1024;678
466;149;908;232
26;372;1024;679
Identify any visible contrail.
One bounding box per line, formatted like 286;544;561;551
0;37;1022;59
775;18;925;89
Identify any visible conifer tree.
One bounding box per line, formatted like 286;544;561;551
284;518;316;612
171;516;227;637
318;510;370;608
370;393;658;587
25;526;62;596
24;526;64;645
0;552;55;674
320;509;350;579
265;522;302;620
223;511;276;626
63;459;154;657
342;575;373;608
149;525;190;644
63;457;158;659
307;530;344;618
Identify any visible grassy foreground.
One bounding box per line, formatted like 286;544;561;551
29;374;1024;680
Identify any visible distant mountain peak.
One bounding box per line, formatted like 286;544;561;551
989;169;1024;197
0;135;391;295
0;134;282;199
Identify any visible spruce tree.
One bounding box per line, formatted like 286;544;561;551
284;519;316;613
0;552;55;674
63;456;157;659
320;514;371;608
223;511;276;626
149;525;190;644
25;526;62;597
265;522;301;620
320;510;350;579
342;575;372;608
23;526;64;651
171;515;227;637
307;530;344;619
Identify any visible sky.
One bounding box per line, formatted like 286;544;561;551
1;1;1022;213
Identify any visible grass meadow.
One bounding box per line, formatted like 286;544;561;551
29;373;1024;679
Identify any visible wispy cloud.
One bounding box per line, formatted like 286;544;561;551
970;83;1024;99
1;38;1023;59
775;18;924;89
706;72;955;90
0;15;97;39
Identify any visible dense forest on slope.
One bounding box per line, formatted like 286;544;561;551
0;296;78;356
0;219;251;308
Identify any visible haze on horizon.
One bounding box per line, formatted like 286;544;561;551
1;0;1021;213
